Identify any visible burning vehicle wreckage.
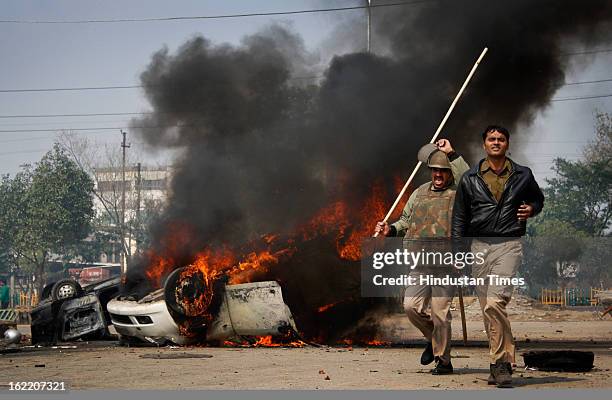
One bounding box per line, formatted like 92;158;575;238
31;277;121;344
32;198;392;347
108;268;301;346
30;270;301;347
107;215;388;347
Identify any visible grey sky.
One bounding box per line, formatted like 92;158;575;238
1;0;611;185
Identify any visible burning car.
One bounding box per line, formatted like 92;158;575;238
107;267;298;345
31;276;121;344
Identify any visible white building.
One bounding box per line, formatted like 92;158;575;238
92;164;173;266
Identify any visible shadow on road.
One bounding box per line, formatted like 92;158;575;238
452;368;490;375
512;376;585;387
451;368;586;387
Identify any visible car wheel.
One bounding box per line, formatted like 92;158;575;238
51;279;83;301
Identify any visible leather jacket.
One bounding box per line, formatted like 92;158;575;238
451;158;544;237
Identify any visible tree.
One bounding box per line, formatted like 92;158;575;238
523;112;612;291
0;172;30;272
0;145;94;294
531;111;611;236
535;157;611;236
584;111;612;164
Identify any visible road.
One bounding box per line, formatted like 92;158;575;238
2;337;610;389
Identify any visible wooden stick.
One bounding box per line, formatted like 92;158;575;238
458;286;468;345
374;47;488;237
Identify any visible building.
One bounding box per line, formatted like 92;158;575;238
92;164;173;269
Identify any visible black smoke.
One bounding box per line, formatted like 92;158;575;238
129;0;612;340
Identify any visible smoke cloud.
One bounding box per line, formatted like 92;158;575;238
129;0;612;340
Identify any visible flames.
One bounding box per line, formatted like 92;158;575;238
222;335;307;348
299;180;397;262
317;301;340;313
228;248;295;285
141;177;411;344
144;222;196;287
174;252;226;319
145;180;402;289
335;338;390;347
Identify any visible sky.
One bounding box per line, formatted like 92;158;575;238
1;0;611;185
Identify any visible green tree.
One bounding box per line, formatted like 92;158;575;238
523;112;611;290
535;157;612;236
531;111;612;236
0;145;95;294
0;172;29;272
584;111;612;164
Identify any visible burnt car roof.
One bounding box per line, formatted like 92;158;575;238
82;276;121;293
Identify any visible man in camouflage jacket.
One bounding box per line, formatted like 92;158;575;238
375;139;469;375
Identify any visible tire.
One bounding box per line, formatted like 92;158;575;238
51;279;83;301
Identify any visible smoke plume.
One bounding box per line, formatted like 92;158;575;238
129;0;612;340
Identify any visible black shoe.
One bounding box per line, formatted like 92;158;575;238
492;361;513;388
430;357;453;375
487;364;496;385
420;342;434;365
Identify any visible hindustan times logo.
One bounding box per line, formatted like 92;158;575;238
372;249;485;270
371;274;525;287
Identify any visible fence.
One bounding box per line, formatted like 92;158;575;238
16;292;38;309
540;287;608;306
541;288;565;306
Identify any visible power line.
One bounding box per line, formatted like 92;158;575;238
0;85;141;93
0;112;152;119
1;75;610;94
0;118;134;127
0;136;59;144
0;149;47;157
551;93;612;102
564;78;612;86
0;131;116;143
562;49;612;56
0;94;609;123
0;125;601;138
0;75;324;93
0;91;609;129
0;125;199;134
0;1;434;24
0;127;129;133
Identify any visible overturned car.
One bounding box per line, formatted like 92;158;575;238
30;277;121;344
107;267;298;345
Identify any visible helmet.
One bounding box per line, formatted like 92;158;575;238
417;143;452;169
417;143;438;163
427;150;451;169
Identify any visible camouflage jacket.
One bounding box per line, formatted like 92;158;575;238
391;155;469;238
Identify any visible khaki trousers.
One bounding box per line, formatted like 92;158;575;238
404;277;456;364
471;238;522;363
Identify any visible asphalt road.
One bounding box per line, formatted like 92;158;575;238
1;339;611;390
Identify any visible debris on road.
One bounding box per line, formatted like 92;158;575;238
139;353;213;359
522;350;595;372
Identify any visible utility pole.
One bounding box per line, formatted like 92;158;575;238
120;130;130;275
9;268;15;308
366;0;372;53
135;162;142;255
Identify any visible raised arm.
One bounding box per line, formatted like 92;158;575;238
449;153;470;185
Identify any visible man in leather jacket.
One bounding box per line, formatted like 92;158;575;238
451;125;544;387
